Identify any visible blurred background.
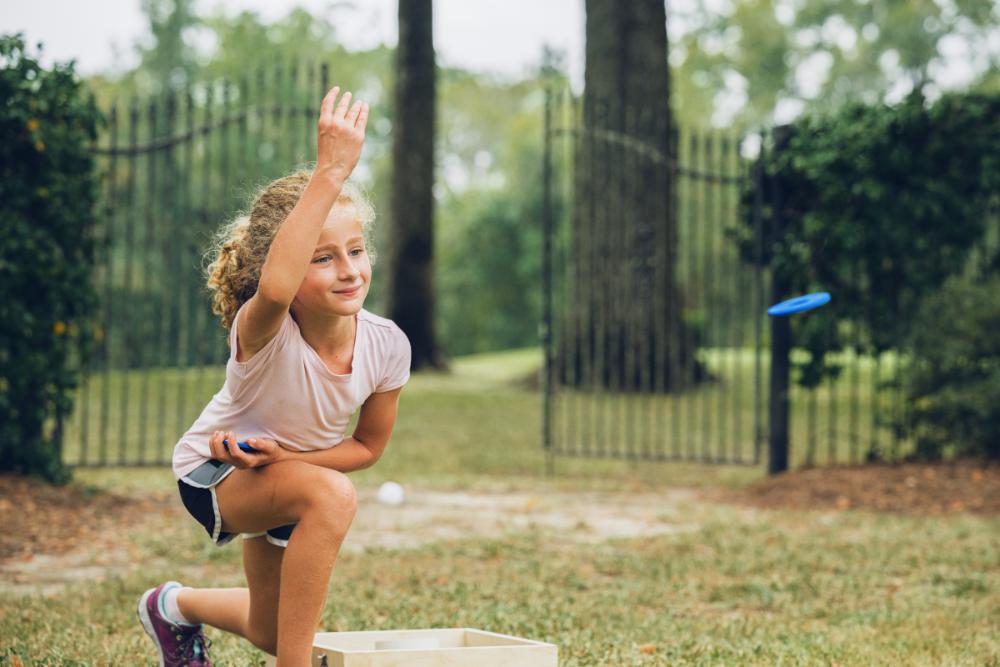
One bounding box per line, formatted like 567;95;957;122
3;2;1000;665
3;0;999;476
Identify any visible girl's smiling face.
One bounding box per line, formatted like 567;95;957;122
293;203;371;317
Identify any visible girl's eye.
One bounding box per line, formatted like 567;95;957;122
314;249;362;262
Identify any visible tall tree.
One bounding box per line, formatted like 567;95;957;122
565;0;699;392
389;0;444;369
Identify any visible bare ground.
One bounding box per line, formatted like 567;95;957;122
0;474;700;596
708;459;1000;515
2;460;997;596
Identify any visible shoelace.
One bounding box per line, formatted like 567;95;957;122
172;626;213;665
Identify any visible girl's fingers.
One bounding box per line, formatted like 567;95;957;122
219;431;232;461
228;431;260;468
226;431;241;462
230;448;249;467
346;99;364;125
213;431;224;459
334;90;353;119
356;103;369;131
319;86;340;123
222;431;241;467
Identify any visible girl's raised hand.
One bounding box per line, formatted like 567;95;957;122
315;86;369;185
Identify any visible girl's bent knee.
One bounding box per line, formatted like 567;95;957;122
304;469;358;517
267;460;357;521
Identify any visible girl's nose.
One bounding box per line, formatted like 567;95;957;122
338;261;359;279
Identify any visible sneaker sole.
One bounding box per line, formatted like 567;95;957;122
137;586;171;667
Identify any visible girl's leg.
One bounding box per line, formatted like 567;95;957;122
176;588;249;635
177;460;357;667
243;535;283;654
176;535;284;654
274;503;353;664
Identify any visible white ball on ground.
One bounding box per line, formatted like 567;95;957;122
377;481;405;506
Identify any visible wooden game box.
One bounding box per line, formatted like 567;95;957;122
262;628;558;666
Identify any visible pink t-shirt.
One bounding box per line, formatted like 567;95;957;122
171;303;411;481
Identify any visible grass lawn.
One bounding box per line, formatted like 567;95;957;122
3;349;998;665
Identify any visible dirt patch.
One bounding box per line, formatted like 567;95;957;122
0;477;700;596
0;473;179;563
347;488;701;551
708;460;1000;515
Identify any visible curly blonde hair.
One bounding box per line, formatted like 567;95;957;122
203;168;376;334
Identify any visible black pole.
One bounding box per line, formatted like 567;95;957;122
541;67;555;478
768;289;791;474
767;126;792;475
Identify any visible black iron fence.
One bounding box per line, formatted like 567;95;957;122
63;71;996;471
539;85;991;471
540;85;765;468
63;62;343;467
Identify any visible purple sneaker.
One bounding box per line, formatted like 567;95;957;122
137;581;214;666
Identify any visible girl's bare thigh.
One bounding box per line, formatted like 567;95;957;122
214;459;351;534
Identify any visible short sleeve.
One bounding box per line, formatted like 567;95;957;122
227;300;295;380
375;325;411;392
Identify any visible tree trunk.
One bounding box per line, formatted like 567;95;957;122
561;0;703;393
388;0;446;370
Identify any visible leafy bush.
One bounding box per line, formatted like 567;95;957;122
904;275;1000;461
0;34;103;483
739;90;1000;388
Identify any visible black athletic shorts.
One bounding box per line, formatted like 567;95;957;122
177;459;296;548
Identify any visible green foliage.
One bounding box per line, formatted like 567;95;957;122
672;0;999;128
435;73;554;356
0;34;104;482
904;274;1000;460
673;0;791;127
437;182;544;356
137;0;201;94
739;90;1000;388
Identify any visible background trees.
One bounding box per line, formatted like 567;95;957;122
389;0;443;370
78;0;1000;361
672;0;999;128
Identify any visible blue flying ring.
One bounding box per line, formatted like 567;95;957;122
767;292;831;316
223;438;260;453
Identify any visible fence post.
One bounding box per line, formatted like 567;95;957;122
767;125;793;475
541;75;555;477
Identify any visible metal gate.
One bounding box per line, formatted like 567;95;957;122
538;84;992;471
540;85;766;468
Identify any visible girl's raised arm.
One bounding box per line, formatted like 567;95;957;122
236;89;369;359
256;87;370;306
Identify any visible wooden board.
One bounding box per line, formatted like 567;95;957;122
307;628;558;667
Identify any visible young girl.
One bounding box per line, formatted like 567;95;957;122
136;87;411;667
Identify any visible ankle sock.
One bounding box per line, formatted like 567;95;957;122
160;584;198;627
